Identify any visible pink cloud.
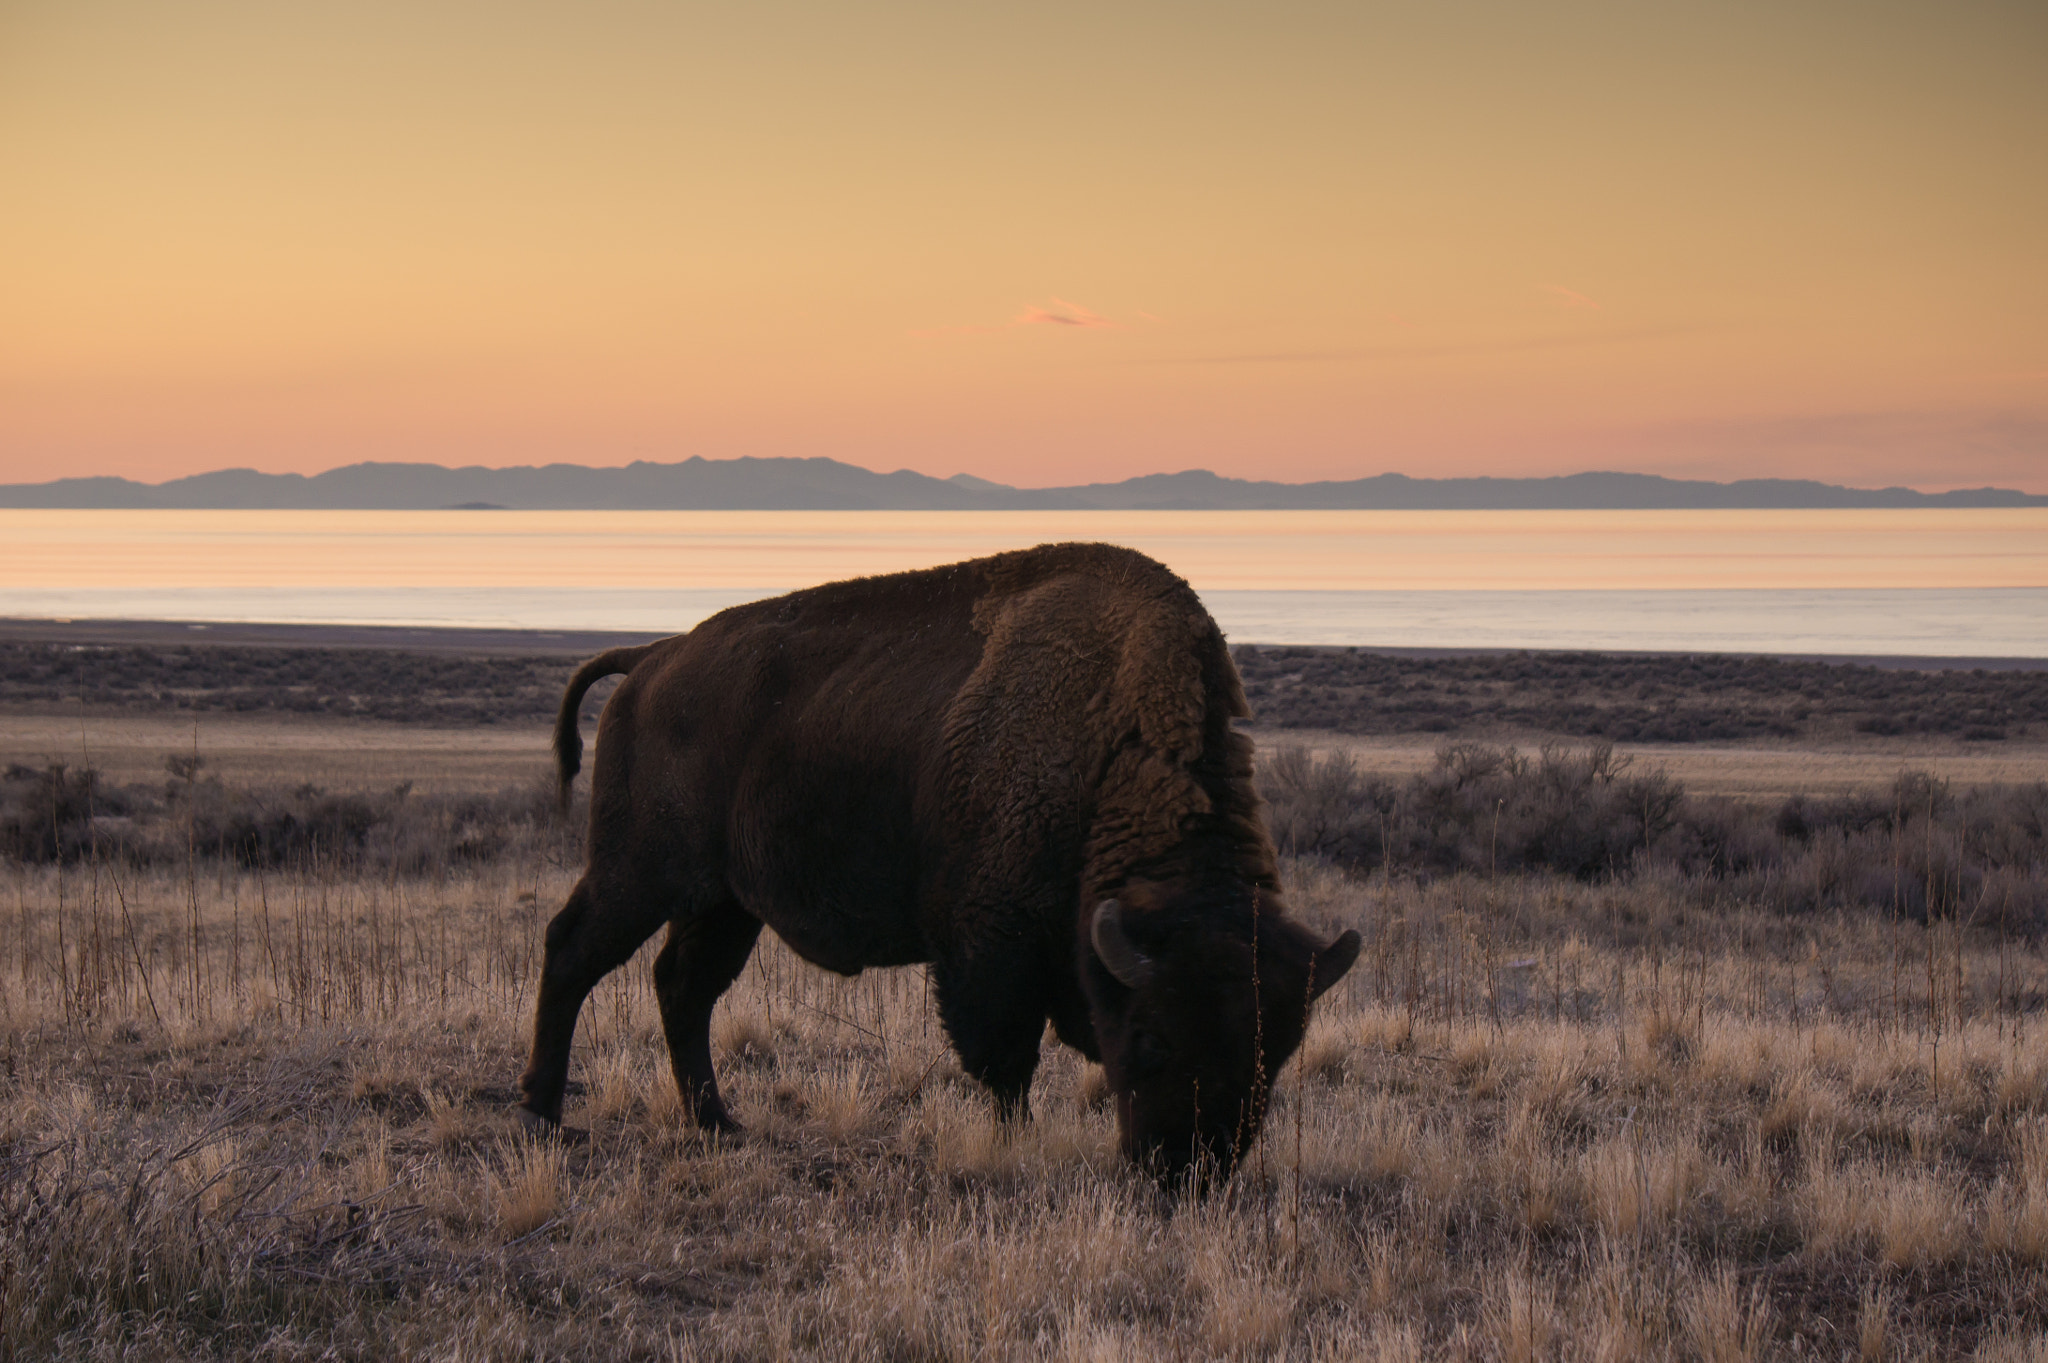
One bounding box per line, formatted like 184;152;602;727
914;297;1130;337
1014;297;1119;329
1540;284;1601;310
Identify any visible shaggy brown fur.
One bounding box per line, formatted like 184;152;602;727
518;543;1358;1178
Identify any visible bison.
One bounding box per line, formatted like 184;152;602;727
517;542;1359;1181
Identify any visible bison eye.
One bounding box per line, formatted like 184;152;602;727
1128;1030;1168;1078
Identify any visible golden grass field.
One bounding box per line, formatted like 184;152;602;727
4;709;2047;1359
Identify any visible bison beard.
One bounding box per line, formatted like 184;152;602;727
517;543;1359;1182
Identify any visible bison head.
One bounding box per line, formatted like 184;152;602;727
1084;882;1360;1185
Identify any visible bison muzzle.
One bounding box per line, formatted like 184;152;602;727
517;543;1359;1182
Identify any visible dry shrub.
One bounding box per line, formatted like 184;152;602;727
485;1139;564;1239
1872;1170;1969;1270
1500;1101;1573;1235
350;1121;393;1201
0;1107;339;1354
1199;1271;1297;1360
1801;1140;1970;1269
805;1060;876;1141
1521;1035;1588;1115
349;1060;417;1107
1799;1135;1863;1256
1719;1125;1778;1227
587;1045;648;1123
176;1135;244;1218
1858;1279;1896;1363
885;1040;949;1102
644;1063;689;1127
1296;1016;1352;1081
1699;1016;1778;1091
1762;1066;1843;1146
1313;1318;1425;1363
1481;1268;1560;1363
1841;1029;1924;1104
1581;1125;1705;1241
909;1086;1019;1181
711;1005;780;1064
1313;1093;1425;1184
1264;741;1683;881
829;1226;957;1356
822;1189;1169;1359
1680;1264;1774;1363
1452;1024;1496;1079
1986;1120;2048;1264
1076;1062;1112;1112
1056;1310;1174;1363
1356;1237;1409;1318
1183;1221;1295;1360
1998;1046;2048;1115
1977;1330;2048;1363
425;1087;485;1151
1352;1003;1418;1056
1583;1244;1655;1363
1640;1003;1697;1068
1254;738;2048;927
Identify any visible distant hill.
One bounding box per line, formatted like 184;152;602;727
1;458;2040;510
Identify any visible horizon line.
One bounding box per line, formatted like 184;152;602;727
4;455;2044;500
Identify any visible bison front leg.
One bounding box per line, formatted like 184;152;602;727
937;955;1047;1123
652;902;763;1134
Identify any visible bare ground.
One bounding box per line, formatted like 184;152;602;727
7;706;2047;800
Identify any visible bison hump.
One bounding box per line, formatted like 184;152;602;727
945;550;1226;882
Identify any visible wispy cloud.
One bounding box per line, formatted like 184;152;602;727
1146;322;1704;366
912;298;1129;338
1540;284;1601;310
1014;297;1119;329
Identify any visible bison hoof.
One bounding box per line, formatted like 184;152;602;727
512;1105;589;1145
692;1106;747;1138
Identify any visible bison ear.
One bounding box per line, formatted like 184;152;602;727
1308;929;1361;1003
1091;899;1156;990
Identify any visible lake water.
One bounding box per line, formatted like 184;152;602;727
3;509;2044;657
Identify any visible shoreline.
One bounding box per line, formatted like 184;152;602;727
3;614;2045;670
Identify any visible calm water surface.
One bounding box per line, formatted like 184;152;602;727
3;509;2044;656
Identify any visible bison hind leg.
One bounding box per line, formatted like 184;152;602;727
653;901;763;1135
518;876;669;1128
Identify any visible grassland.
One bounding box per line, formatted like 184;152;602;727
6;856;2046;1360
4;642;2047;1359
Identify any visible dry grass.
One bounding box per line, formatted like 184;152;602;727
5;850;2048;1359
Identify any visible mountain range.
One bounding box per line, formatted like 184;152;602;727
1;458;2040;510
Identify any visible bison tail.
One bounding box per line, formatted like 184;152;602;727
553;645;655;816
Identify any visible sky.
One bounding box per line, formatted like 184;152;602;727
2;0;2044;492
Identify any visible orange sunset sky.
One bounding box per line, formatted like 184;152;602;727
2;0;2044;492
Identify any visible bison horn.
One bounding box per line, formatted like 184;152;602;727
1091;899;1156;990
1310;928;1363;1002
